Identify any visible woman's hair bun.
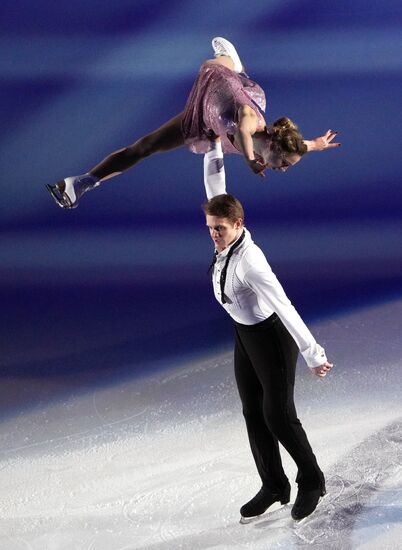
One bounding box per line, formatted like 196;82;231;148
272;117;298;132
270;117;307;155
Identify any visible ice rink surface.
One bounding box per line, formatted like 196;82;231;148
2;1;402;548
0;299;401;550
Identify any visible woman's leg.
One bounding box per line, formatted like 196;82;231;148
48;112;186;208
204;57;236;72
89;112;185;182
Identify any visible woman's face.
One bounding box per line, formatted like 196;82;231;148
258;141;302;172
270;151;302;172
256;148;301;172
205;215;243;252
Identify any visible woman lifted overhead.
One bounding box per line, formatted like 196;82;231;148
47;37;340;209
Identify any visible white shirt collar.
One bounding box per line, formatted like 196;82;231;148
215;227;251;259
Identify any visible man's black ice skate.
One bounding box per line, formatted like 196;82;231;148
240;481;291;524
291;485;326;522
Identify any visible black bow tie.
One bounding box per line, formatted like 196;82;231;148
207;230;246;304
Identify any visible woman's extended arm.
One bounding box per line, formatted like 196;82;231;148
304;129;341;152
236;106;267;177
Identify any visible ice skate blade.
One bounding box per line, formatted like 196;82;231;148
240;503;290;524
46;184;67;209
293;493;328;525
240;515;257;525
45;184;76;209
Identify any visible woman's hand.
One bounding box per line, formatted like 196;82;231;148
247;158;266;177
304;130;341;152
310;361;334;378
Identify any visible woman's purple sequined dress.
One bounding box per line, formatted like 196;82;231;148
182;63;266;155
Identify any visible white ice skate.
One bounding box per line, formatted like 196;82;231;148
211;36;244;73
46;174;99;209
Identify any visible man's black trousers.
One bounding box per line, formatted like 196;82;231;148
234;313;325;493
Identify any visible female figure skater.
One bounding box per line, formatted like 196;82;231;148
203;193;333;523
47;37;340;209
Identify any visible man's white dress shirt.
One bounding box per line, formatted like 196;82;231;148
212;228;327;368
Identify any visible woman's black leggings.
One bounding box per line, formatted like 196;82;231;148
234;313;325;493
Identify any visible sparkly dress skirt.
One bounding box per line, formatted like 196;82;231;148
181;63;266;155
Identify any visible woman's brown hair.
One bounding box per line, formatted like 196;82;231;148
268;117;308;156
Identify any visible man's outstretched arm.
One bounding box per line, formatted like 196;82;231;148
204;139;226;199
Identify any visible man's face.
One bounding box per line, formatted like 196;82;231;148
206;215;243;252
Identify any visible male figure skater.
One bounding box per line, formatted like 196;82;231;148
202;192;333;522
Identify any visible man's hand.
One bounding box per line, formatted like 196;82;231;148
305;130;341;152
247;158;266;177
310;361;334;378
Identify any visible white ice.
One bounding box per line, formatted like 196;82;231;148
0;300;401;550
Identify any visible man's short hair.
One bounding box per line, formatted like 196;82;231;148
202;194;244;224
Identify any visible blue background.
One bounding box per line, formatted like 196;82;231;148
1;1;402;414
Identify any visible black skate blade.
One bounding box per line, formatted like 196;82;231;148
46;184;67;209
45;184;76;209
293;493;328;525
240;502;290;525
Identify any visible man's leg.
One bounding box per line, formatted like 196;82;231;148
234;328;289;493
236;319;325;492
